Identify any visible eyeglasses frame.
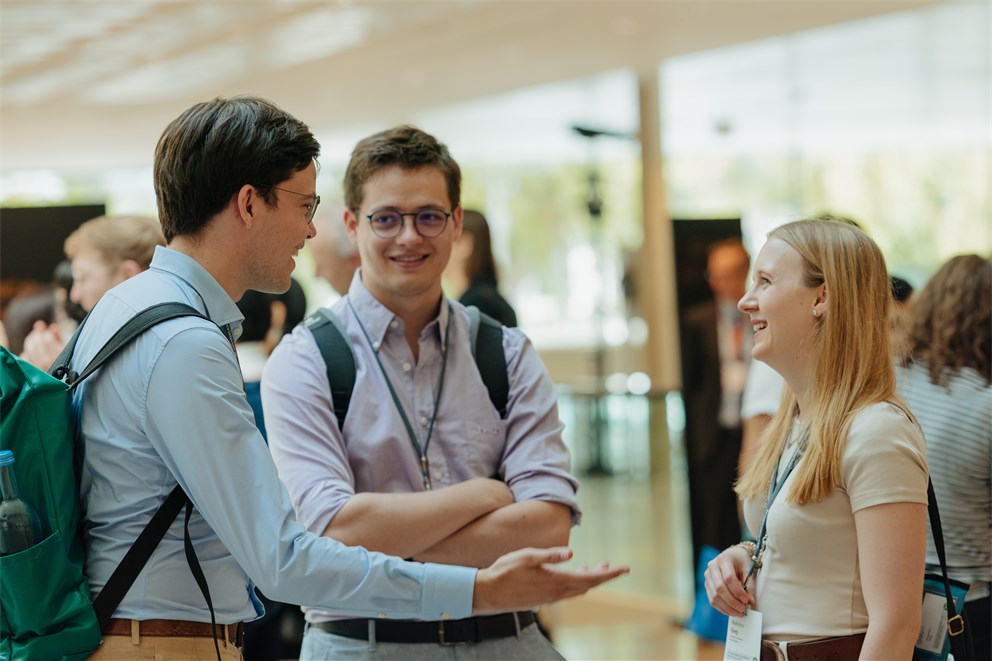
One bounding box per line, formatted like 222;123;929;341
254;184;321;223
363;209;453;239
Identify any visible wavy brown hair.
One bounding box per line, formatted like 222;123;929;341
900;254;992;385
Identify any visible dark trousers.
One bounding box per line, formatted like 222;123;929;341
965;595;990;661
685;425;742;570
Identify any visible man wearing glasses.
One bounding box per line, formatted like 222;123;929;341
69;101;623;660
263;126;581;660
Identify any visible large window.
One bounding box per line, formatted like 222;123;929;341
660;1;991;282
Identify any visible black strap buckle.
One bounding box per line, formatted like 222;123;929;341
51;365;78;384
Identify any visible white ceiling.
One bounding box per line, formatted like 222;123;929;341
1;0;942;171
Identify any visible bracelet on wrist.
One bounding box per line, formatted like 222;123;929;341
736;540;757;556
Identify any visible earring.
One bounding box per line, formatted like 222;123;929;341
812;308;820;318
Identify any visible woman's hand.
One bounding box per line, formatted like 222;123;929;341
704;544;756;617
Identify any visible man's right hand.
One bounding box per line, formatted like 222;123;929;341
472;547;628;614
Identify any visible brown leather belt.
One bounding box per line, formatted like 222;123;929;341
312;611;536;645
761;633;865;661
103;618;244;646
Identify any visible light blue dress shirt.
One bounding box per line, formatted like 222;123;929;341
69;246;475;624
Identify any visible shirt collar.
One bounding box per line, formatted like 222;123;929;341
347;268;449;348
149;246;245;336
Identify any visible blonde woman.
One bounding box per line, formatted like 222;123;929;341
705;218;928;660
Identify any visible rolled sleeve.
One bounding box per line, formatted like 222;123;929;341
500;329;582;525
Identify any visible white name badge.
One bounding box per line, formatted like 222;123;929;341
725;609;763;661
916;590;949;653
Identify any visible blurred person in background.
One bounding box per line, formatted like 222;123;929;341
310;203;361;297
3;288;57;356
444;209;517;327
6;261;81;355
235;278;307;441
706;218;927;659
18;215;164;370
897;254;991;660
680;237;751;573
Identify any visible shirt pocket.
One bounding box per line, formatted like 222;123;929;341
444;418;508;479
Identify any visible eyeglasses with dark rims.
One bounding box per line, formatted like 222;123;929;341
364;209;452;239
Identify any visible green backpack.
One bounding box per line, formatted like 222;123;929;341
0;303;207;661
305;305;509;428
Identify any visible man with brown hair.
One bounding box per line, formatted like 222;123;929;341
19;215;164;369
263;125;579;659
68;99;623;660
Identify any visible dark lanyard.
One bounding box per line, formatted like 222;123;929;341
347;298;451;491
743;426;811;587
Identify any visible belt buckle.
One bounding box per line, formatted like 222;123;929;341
438;621;467;646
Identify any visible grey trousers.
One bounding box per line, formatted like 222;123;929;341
298;620;566;661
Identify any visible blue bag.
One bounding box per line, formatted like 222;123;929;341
685;544;730;642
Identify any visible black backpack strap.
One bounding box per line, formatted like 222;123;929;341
467;306;509;419
183;500;222;661
52;303;207;385
305;308;357;431
309;305;508;427
927;478;975;661
60;302;217;652
93;485;188;629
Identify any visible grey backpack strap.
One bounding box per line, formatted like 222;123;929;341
304;308;356;430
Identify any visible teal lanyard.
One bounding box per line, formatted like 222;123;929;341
347;298;451;491
744;427;810;587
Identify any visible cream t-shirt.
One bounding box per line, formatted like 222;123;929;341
743;402;928;640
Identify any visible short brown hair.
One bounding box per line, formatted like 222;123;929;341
64;215;165;270
343;125;460;212
154;96;319;242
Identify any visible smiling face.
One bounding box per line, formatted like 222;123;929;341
246;161;317;293
738;237;825;385
345;165;462;314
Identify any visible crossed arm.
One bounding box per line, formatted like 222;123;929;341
324;479;571;567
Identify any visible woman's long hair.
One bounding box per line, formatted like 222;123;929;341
899;254;992;385
737;218;908;504
461;210;499;284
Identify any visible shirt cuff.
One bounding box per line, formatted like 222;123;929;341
420;563;476;620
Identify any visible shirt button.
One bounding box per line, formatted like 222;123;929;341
390;320;399;329
419;416;429;427
372;341;380;350
403;362;412;372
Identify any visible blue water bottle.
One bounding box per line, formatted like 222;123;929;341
0;450;43;555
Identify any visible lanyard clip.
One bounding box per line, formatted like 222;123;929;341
421;456;432;490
